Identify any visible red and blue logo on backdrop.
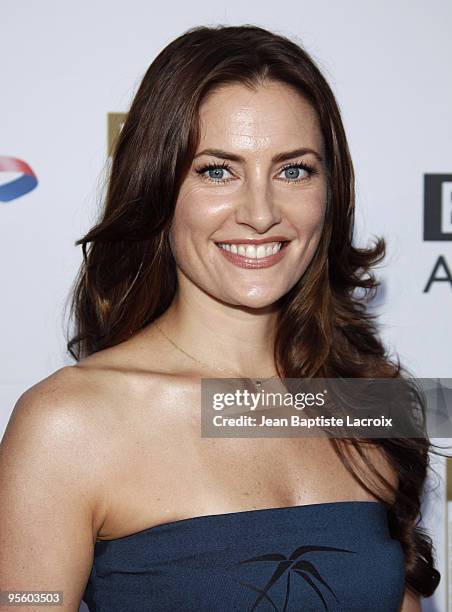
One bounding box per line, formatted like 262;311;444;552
0;156;38;202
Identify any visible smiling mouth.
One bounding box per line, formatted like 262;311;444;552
216;241;285;259
214;240;291;269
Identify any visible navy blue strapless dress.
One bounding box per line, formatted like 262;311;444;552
82;501;406;611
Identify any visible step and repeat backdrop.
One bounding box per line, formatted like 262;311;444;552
1;2;451;610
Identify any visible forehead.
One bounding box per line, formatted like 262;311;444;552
197;80;323;154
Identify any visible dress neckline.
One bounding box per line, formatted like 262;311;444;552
95;500;385;544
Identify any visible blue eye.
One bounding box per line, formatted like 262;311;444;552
280;163;316;183
207;167;231;181
283;166;307;180
196;162;233;183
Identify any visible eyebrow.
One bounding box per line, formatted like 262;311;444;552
193;147;323;164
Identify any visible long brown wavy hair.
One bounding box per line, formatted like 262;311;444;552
66;24;440;597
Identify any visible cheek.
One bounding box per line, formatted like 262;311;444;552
170;189;225;256
289;189;327;236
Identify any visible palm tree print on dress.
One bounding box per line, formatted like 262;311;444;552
234;544;356;611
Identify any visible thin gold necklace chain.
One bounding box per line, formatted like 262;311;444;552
154;321;278;381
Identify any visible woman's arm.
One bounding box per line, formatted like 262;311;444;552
0;369;106;611
400;588;422;611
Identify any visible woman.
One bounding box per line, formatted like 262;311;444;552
0;24;440;611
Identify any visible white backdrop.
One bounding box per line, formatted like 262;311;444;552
1;2;450;610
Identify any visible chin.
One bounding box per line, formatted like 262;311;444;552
224;288;284;310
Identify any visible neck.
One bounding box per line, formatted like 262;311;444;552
154;279;279;379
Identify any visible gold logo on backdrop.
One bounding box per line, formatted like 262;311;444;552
447;457;452;502
107;113;127;156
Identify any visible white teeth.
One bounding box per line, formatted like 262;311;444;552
217;241;283;259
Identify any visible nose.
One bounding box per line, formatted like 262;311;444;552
234;176;282;233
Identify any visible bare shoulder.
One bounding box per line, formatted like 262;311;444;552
4;365;92;443
3;364;112;457
2;355;168;462
0;365;116;607
1;365;113;531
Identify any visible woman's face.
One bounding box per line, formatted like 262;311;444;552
170;80;328;308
